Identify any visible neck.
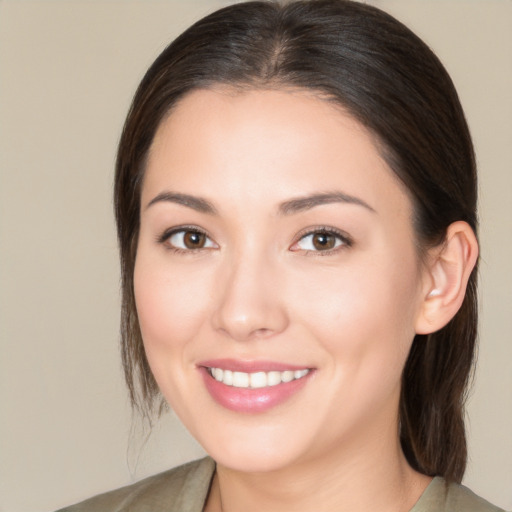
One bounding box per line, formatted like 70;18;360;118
204;426;431;512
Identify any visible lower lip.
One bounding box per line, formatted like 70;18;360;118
199;367;312;413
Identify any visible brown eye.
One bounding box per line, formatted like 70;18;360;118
312;232;336;250
183;231;206;248
167;229;217;251
292;229;349;253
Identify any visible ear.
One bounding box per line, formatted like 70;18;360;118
415;221;479;335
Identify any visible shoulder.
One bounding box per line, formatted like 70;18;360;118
55;457;215;512
445;481;507;512
413;476;507;512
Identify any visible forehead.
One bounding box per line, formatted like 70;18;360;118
143;87;412;221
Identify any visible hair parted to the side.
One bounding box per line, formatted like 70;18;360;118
115;0;478;483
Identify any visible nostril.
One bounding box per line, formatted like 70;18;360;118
211;264;289;340
213;313;288;342
252;328;274;339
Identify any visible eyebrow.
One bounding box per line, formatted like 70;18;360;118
145;192;218;215
145;190;375;216
278;192;376;215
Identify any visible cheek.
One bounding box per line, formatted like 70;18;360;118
293;252;420;374
133;255;210;358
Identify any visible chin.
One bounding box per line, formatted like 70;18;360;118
210;446;297;474
192;418;318;474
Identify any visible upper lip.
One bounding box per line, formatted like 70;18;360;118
198;358;311;373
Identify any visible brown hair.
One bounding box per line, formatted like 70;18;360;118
115;0;478;482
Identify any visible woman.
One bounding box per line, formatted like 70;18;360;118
58;1;504;510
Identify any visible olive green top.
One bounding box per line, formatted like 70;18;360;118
56;457;506;512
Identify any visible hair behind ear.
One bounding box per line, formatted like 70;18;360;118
400;222;479;482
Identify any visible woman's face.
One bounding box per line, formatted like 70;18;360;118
135;88;429;473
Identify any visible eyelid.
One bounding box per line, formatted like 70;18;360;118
157;225;218;251
156;224;351;254
290;226;353;254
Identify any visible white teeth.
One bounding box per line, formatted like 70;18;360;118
223;369;233;386
295;369;308;379
209;367;310;388
232;371;250;388
267;371;282;386
281;370;294;383
250;371;267;388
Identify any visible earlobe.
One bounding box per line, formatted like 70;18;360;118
415;221;479;335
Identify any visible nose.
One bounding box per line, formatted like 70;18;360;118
211;252;289;342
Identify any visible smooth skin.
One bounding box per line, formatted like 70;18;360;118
134;88;478;512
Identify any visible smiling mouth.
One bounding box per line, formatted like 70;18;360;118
207;367;310;389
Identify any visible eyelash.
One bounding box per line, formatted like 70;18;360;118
157;225;216;254
157;225;353;255
291;226;353;256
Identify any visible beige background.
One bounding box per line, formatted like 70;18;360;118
0;1;510;511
